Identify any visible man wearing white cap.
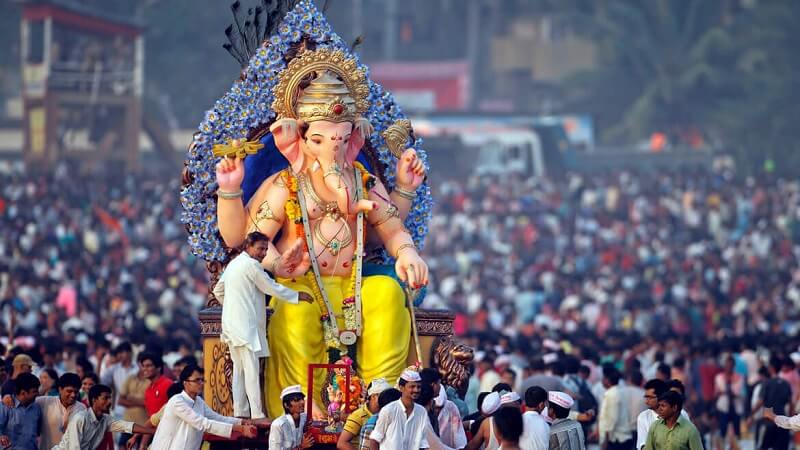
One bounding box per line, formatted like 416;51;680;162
465;392;502;450
548;391;585;450
369;368;429;449
420;368;467;449
337;378;391;450
269;385;314;450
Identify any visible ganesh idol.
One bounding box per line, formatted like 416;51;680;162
209;43;429;416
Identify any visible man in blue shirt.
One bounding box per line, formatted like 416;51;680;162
0;372;42;449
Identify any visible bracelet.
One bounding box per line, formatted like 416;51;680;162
393;186;417;201
394;243;416;258
323;164;343;179
217;189;243;200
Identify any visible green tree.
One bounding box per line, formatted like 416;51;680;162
555;0;736;142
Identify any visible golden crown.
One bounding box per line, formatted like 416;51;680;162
272;49;370;124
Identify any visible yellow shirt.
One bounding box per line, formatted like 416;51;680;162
343;405;372;445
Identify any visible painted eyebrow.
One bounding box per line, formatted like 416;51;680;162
310;134;324;139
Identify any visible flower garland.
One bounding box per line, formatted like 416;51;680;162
281;165;370;350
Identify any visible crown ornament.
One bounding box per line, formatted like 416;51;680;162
272;48;370;123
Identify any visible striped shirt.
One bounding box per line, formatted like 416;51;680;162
549;418;586;450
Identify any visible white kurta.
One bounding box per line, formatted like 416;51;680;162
437;400;467;448
213;252;299;357
775;413;800;431
36;396;86;450
149;391;241;450
268;413;307;450
520;410;550;450
369;399;430;450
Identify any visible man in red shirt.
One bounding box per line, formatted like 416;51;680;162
139;352;174;416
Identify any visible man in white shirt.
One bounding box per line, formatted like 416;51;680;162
636;379;688;450
370;368;430;450
269;385;314;450
36;373;85;450
53;384;155;450
149;365;259;450
420;368;467;449
521;386;550;450
598;370;633;450
213;231;307;419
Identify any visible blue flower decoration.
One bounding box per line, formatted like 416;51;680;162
182;0;433;262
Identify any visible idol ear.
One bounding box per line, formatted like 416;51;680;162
270;118;304;173
346;118;373;164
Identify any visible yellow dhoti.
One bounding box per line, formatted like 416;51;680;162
265;274;410;418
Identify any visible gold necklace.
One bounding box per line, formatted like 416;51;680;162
312;217;353;256
298;173;342;220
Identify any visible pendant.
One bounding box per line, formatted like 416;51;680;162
339;330;357;346
328;239;341;255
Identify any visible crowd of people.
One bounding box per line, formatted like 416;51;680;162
423;165;800;448
3;158;800;448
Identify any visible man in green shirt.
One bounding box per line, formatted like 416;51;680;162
643;391;704;450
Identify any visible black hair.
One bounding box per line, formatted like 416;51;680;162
82;372;99;384
604;369;621;386
658;390;684;410
564;356;581;374
549;401;570;419
667;379;685;395
525;386;547;408
578;365;591;376
769;356;783;373
88;384;113;404
179;364;202;383
114;341;132;354
174;355;198;369
549;360;566;376
476;392;490;413
244;231;270;247
167;382;183;398
494;406;524;443
377;388;401;409
492;383;513;394
419;368;442;385
15;372;40;394
643;379;667;396
282;393;305;413
529;359;545;372
415;383;435;407
656;363;671;377
628;370;644;387
138;352;164;370
57;373;82;390
42;367;58;383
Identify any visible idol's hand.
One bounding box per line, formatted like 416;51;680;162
215;156;245;192
395;148;425;191
395;250;428;289
273;238;311;278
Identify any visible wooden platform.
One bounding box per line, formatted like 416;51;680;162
198;306;456;416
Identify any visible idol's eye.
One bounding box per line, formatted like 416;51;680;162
311;138;322;145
